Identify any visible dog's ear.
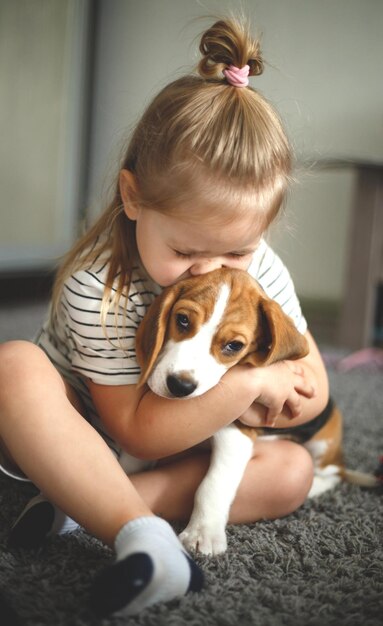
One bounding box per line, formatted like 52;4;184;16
242;297;309;367
136;285;182;387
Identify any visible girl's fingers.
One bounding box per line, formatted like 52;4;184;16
287;362;317;397
285;361;304;376
285;392;302;419
265;402;285;425
294;376;317;399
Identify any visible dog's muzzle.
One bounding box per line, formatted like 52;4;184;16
166;373;197;398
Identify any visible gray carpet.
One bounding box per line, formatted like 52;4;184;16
0;304;382;625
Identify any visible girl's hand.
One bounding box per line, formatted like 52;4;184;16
239;361;316;427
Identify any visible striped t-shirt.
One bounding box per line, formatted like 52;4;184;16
36;238;306;456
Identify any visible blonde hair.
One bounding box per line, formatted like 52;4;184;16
52;18;292;328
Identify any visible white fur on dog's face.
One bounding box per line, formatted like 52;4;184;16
137;267;309;400
147;283;231;398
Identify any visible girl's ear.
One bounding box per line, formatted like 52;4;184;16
120;169;140;220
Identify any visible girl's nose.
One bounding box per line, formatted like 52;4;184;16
189;258;224;276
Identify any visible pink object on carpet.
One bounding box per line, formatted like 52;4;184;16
336;347;383;371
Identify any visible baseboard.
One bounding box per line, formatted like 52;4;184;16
0;270;55;304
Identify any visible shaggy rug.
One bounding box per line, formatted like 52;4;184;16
0;365;382;626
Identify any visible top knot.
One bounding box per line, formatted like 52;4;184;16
197;19;264;83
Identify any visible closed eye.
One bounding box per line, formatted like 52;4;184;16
174;250;192;259
226;252;250;259
222;340;244;355
174;250;253;260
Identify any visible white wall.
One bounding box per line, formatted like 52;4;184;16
253;0;383;162
269;168;355;301
0;0;91;270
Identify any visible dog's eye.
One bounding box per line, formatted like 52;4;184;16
223;341;244;355
176;313;190;331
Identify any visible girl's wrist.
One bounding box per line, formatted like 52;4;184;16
222;364;263;407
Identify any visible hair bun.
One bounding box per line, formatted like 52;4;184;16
198;19;264;81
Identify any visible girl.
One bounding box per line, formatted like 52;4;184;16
0;18;328;617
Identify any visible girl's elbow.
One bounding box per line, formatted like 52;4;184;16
317;364;330;413
312;372;330;418
119;429;160;462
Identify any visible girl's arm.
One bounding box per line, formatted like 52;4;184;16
88;365;258;460
87;331;322;460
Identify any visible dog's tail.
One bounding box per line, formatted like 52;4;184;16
341;468;381;488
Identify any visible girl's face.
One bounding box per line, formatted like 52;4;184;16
120;170;265;286
130;207;263;287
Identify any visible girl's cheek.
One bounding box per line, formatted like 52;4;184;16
157;262;187;286
171;261;191;284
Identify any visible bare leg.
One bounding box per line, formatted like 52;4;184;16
0;342;151;546
0;341;203;616
131;438;314;523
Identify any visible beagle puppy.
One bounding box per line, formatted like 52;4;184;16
135;268;379;555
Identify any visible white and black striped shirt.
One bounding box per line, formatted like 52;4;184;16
35;239;306;453
249;239;307;335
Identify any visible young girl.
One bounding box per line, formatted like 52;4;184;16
0;18;328;617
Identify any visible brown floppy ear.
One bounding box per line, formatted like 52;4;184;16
242;297;309;367
135;285;182;387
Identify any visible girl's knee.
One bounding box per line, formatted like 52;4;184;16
0;341;32;383
0;340;44;369
277;441;314;511
0;341;62;399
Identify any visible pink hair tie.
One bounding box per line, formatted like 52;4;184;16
223;64;250;88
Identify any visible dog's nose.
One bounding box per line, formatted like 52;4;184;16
166;374;197;398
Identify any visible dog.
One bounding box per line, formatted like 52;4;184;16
135;267;379;555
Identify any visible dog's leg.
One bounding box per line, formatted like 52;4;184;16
307;466;342;498
304;440;342;497
179;425;254;556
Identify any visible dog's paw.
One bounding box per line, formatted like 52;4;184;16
179;522;227;556
308;472;341;498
